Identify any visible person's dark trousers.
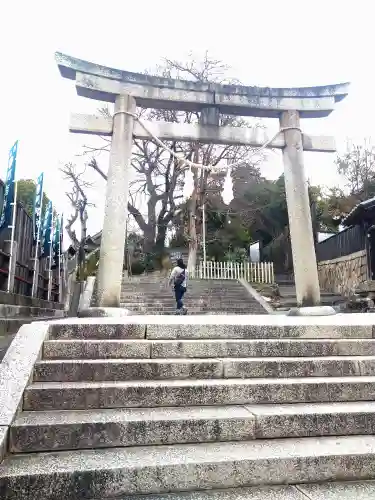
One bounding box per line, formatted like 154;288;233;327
174;285;186;310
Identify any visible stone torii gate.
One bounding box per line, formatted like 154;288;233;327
55;52;349;310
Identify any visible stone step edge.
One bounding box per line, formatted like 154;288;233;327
43;338;375;359
43;338;375;344
35;355;375;364
24;376;375;410
10;401;375;453
87;482;375;500
32;356;375;382
27;374;375;389
3;436;375;497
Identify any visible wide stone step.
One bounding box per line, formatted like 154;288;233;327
121;281;246;287
120;290;248;295
10;405;255;452
33;356;375;382
119;302;254;309
129;311;255;316
119;301;253;307
80;482;375;500
121;285;248;289
149;338;375;358
0;304;65;318
121;311;256;316
122;310;258;315
122;309;259;315
33;358;224;381
47;316;372;341
119;304;254;310
23;376;375;410
122;291;250;295
0;316;65;337
143;321;371;340
2;435;375;498
120;289;250;293
43;338;375;360
44;339;152;359
49;322;147;340
11;401;375;453
120;293;250;298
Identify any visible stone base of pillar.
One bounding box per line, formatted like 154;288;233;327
78;276;96;312
287;306;337;317
78;307;134;318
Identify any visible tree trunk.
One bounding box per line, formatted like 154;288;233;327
187;157;199;273
78;210;88;281
143;225;156;254
155;225;167;252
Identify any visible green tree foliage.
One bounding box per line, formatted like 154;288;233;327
16;179;51;219
206;139;375;262
201;172;357;265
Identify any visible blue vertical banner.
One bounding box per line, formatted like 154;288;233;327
0;141;18;229
33;173;44;242
41;201;53;257
52;213;63;266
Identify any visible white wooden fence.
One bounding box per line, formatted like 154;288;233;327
190;261;274;284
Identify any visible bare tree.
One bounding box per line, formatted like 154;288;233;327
60;162;94;279
336;139;375;200
82;53;263;267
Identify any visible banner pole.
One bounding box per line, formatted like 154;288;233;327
31;235;39;297
31;176;44;298
58;215;62;302
58;247;62;302
47;212;54;301
7;177;18;293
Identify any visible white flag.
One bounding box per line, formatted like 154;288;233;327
222;162;234;205
183;167;194;200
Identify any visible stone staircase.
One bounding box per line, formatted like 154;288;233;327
275;280;346;311
121;276;266;314
3;315;375;497
0;297;65;361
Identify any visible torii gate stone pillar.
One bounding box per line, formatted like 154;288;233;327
96;94;135;307
280;110;320;307
55;52;349;312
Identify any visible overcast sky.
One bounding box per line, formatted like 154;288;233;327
1;0;373;237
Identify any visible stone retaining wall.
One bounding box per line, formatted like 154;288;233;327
318;250;368;296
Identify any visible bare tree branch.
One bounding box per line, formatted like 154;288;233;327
60;162;96;279
81;52;263;256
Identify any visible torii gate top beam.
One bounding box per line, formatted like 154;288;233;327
56;52;349;119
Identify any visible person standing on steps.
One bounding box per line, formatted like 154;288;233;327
169;258;188;315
